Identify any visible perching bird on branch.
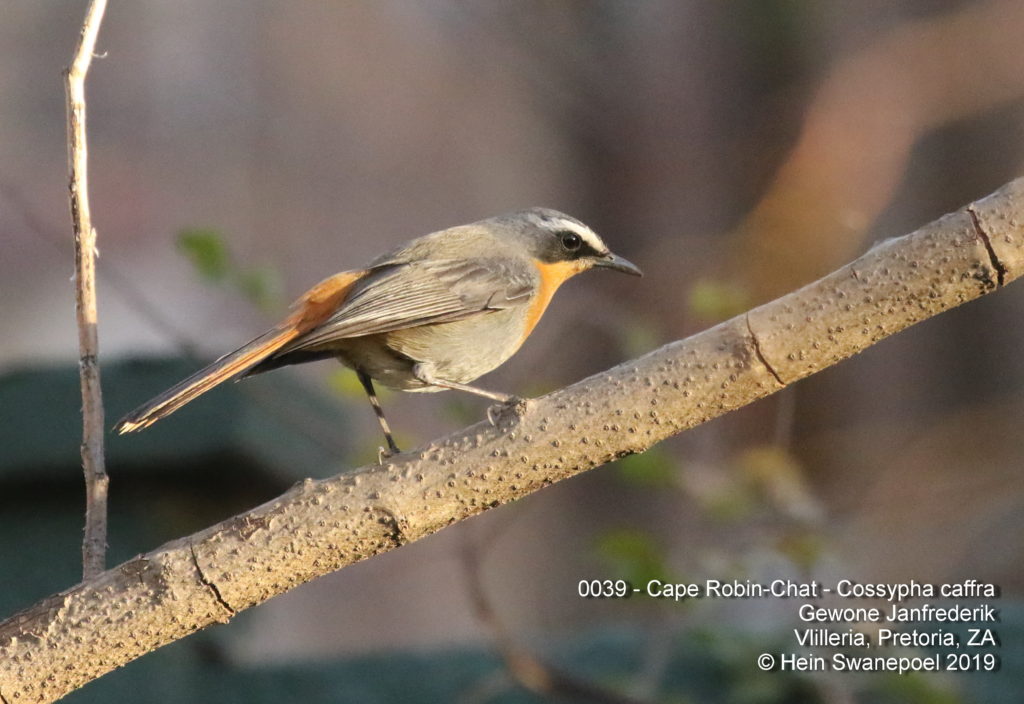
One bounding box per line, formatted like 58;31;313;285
116;208;642;453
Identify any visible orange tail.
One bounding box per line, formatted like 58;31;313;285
115;268;366;434
115;327;301;433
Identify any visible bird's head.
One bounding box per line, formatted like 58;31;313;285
501;207;642;277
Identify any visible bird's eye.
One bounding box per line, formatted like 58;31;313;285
560;231;582;251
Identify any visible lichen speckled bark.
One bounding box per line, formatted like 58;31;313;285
2;179;1024;702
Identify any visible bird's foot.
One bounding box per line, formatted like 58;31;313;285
377;444;400;465
487;395;528;426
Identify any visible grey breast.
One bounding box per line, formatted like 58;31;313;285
383;305;531;385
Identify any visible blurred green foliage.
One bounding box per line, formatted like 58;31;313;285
177;228;230;281
688;278;751;322
602;446;678;596
619;318;662;359
734;445;821;524
616;446;677;487
773;531;826;573
177;228;283;313
235;266;284;312
875;671;964;704
597;528;673;589
327;367;374;400
326;368;419;462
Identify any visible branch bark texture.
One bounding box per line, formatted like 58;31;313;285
3;180;1024;702
65;0;109;581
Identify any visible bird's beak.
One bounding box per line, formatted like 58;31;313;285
594;251;643;276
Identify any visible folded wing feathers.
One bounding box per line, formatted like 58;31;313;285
283;259;533;349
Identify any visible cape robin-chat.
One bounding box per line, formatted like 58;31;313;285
116;208;642;453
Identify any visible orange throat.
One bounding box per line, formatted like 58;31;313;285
522;259;584;343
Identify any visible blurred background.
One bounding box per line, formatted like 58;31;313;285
2;1;1024;702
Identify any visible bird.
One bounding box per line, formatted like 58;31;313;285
115;208;642;454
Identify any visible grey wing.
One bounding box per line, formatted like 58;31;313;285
280;258;537;351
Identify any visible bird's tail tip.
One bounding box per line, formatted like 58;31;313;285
113;326;300;435
113;417;148;434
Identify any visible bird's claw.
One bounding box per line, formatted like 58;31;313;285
487;395;526;426
377;445;399;464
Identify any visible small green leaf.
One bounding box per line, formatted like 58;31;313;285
177;228;230;282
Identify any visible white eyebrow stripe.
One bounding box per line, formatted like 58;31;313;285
549;217;607;252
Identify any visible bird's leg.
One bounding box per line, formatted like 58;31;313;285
357;370;400;458
411;363;517;403
412;364;524;427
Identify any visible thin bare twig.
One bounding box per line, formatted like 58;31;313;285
65;0;109;580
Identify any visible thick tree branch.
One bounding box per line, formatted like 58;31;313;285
2;180;1024;702
65;0;109;581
